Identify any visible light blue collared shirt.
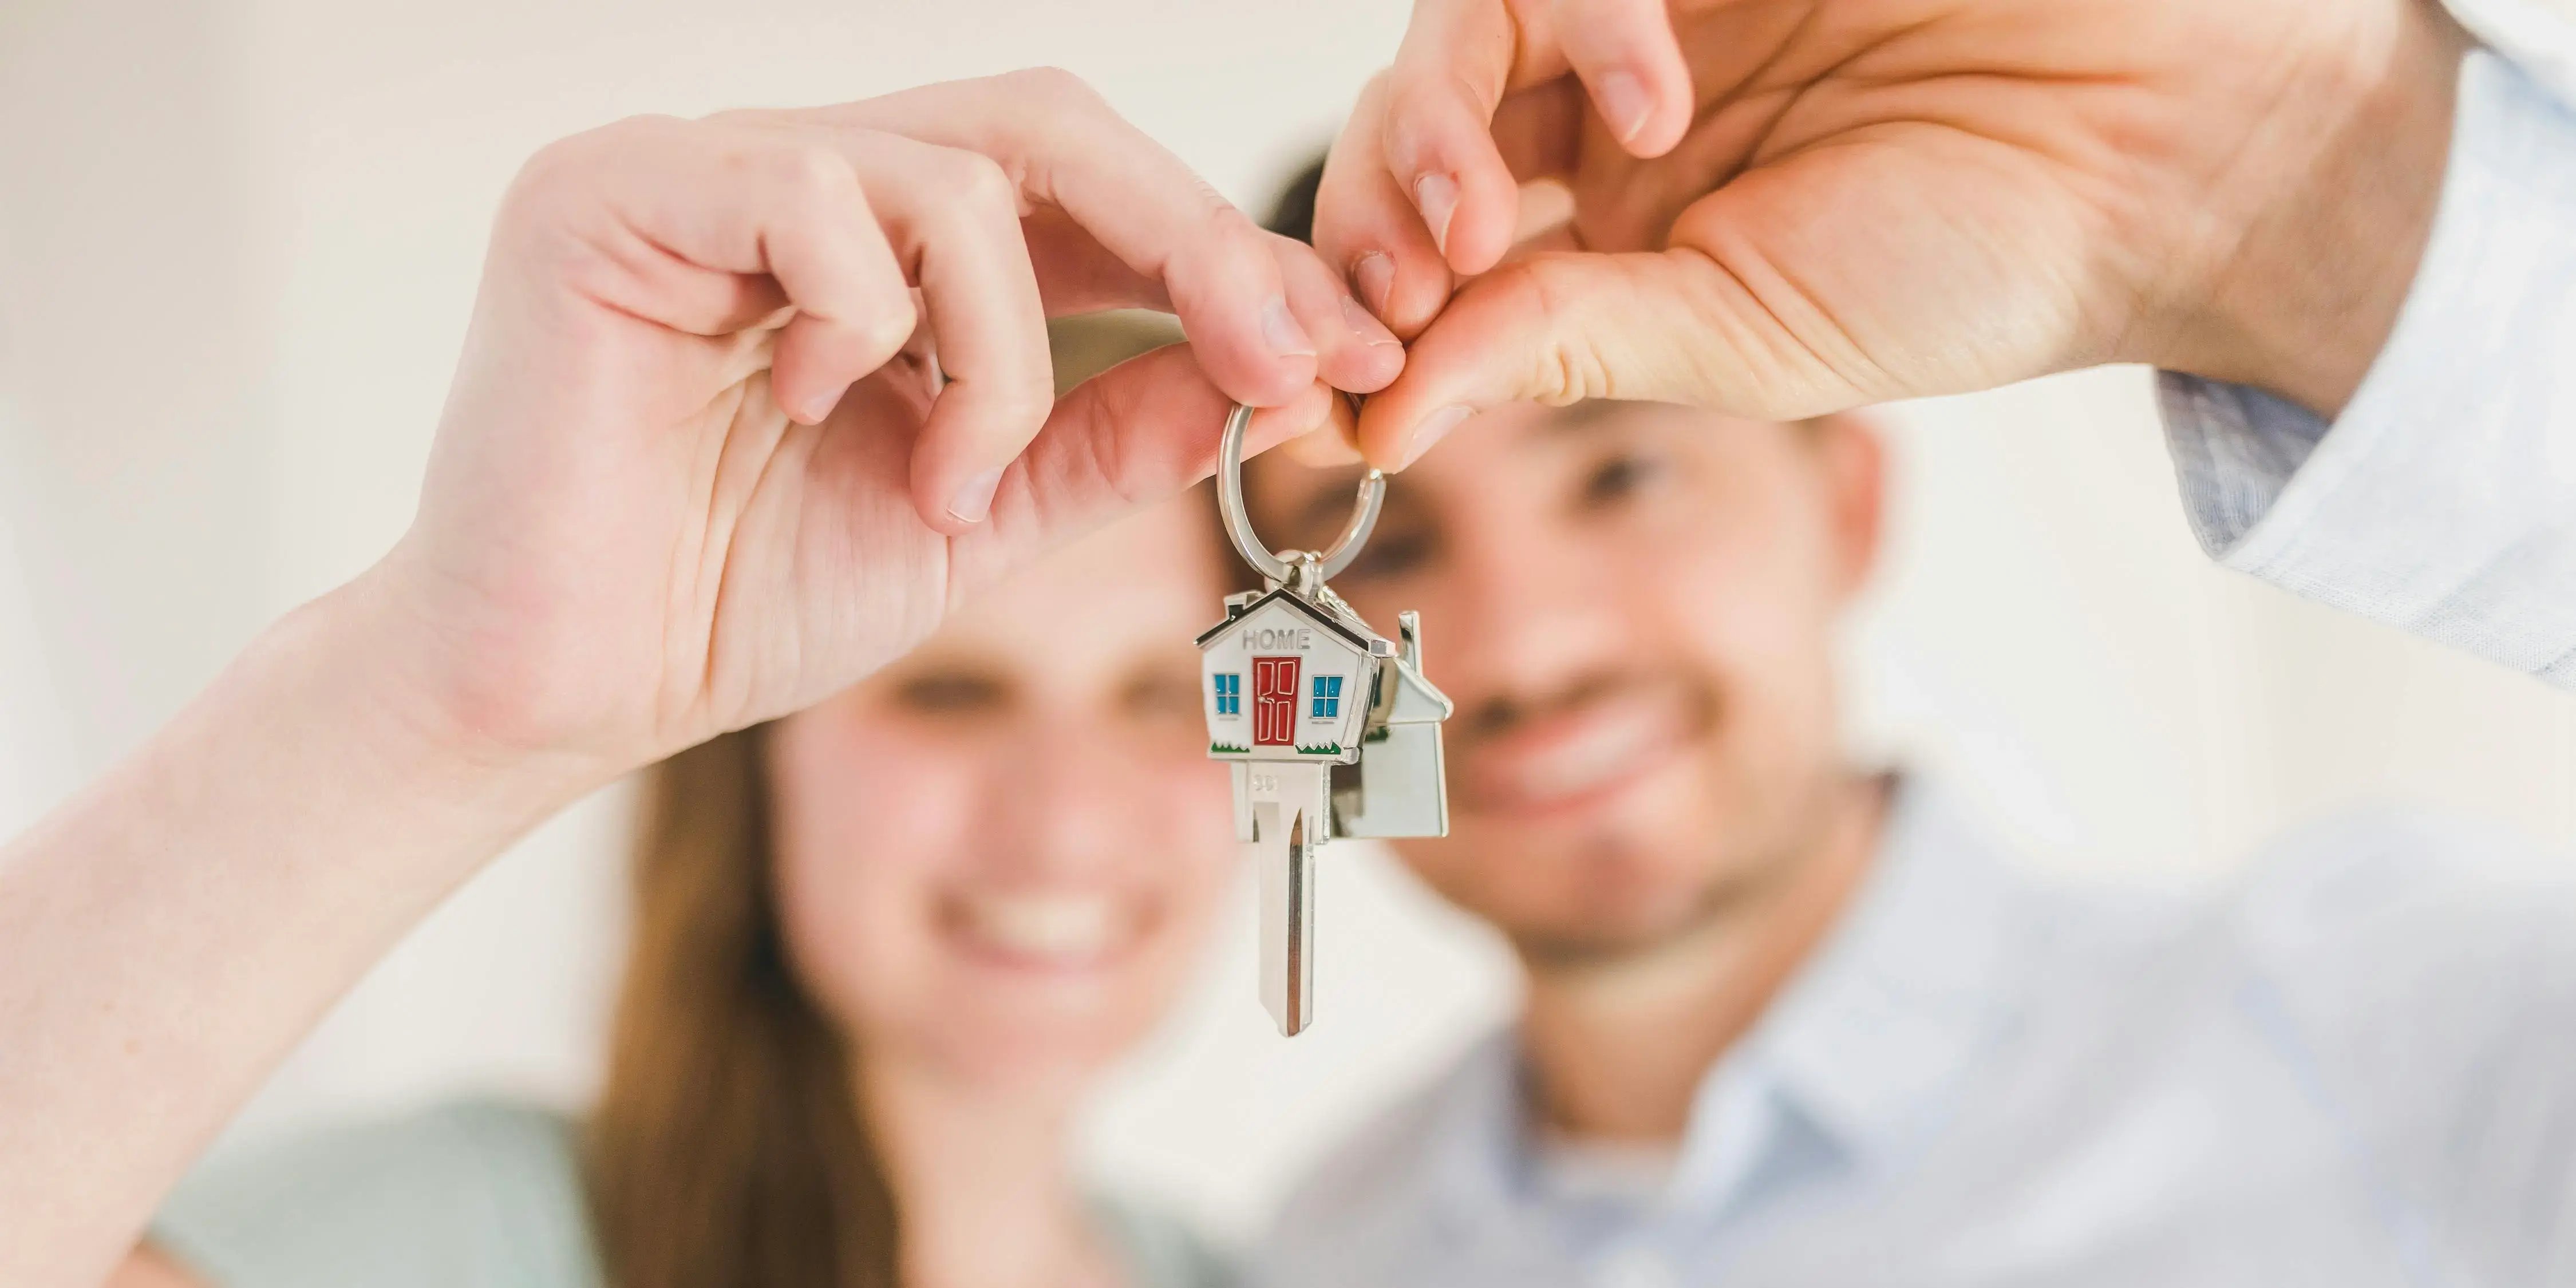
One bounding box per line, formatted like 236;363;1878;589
1256;783;2576;1287
2160;0;2576;686
1259;10;2576;1286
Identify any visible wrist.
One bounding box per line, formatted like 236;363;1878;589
2151;0;2474;417
253;566;614;846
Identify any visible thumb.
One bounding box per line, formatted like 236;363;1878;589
953;345;1339;584
1352;248;1867;469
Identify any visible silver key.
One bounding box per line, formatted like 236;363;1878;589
1199;404;1452;1036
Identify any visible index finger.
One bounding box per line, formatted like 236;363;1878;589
1376;0;1535;278
1314;74;1456;341
800;69;1354;412
1313;72;1589;341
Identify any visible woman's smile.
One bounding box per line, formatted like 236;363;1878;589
941;887;1153;973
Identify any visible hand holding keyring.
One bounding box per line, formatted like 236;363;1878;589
1315;0;2469;467
409;71;1408;771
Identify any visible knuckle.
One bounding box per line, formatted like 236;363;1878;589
504;118;635;214
503;141;580;210
856;295;920;355
1340;73;1393;135
764;141;858;211
1156;204;1256;312
1381;68;1475;142
907;147;1015;220
1442;62;1505;122
999;373;1058;428
938;149;1020;214
1193;196;1269;264
1380;69;1441;121
1031;377;1135;517
1198;196;1263;251
701;105;783;132
495;116;678;257
1508;258;1615;404
998;65;1106;116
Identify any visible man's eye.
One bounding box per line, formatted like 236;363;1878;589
892;672;1007;713
1341;529;1433;583
1579;452;1665;509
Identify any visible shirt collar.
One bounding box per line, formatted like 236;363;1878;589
1419;776;2046;1233
1726;776;2038;1161
1419;1028;1530;1235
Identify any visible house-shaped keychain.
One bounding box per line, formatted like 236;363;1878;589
1197;401;1453;1035
1198;584;1453;844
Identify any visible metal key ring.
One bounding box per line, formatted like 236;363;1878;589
1217;401;1385;584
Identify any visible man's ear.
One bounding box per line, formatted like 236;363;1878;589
1809;411;1887;602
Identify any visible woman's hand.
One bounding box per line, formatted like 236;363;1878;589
1314;0;2472;467
387;69;1403;774
0;72;1406;1288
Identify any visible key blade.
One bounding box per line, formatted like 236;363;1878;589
1260;811;1310;1035
1254;764;1325;1036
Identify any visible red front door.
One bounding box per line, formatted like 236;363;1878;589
1252;655;1302;746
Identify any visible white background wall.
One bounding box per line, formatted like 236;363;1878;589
4;0;2573;1249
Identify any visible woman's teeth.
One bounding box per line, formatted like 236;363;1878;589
957;893;1127;963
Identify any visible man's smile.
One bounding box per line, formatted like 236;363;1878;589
1452;682;1702;821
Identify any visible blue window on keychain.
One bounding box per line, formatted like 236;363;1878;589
1311;675;1343;719
1212;673;1242;716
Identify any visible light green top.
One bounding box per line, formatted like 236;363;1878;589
154;1100;1231;1288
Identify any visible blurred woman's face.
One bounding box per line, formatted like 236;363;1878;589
768;500;1235;1086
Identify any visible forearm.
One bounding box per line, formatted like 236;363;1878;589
0;569;601;1288
2157;14;2576;686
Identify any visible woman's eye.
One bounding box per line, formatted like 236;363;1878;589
1123;671;1203;722
1579;451;1665;509
892;672;1007;714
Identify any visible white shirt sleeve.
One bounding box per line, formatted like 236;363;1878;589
2157;4;2576;688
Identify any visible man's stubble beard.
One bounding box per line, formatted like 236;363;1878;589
1505;756;1863;976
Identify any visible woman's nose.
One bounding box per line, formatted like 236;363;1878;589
985;716;1138;878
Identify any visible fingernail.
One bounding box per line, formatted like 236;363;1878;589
1403;405;1474;468
1352;251;1395;317
1413;173;1459;258
1595;70;1653;145
1341;296;1402;349
796;381;850;425
1261;296;1315;359
946;466;1005;525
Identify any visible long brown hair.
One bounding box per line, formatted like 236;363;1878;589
586;728;901;1288
585;313;1205;1287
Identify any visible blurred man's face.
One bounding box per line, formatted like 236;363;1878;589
1245;402;1882;962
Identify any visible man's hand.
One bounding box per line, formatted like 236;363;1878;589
1317;0;2472;467
389;69;1402;774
